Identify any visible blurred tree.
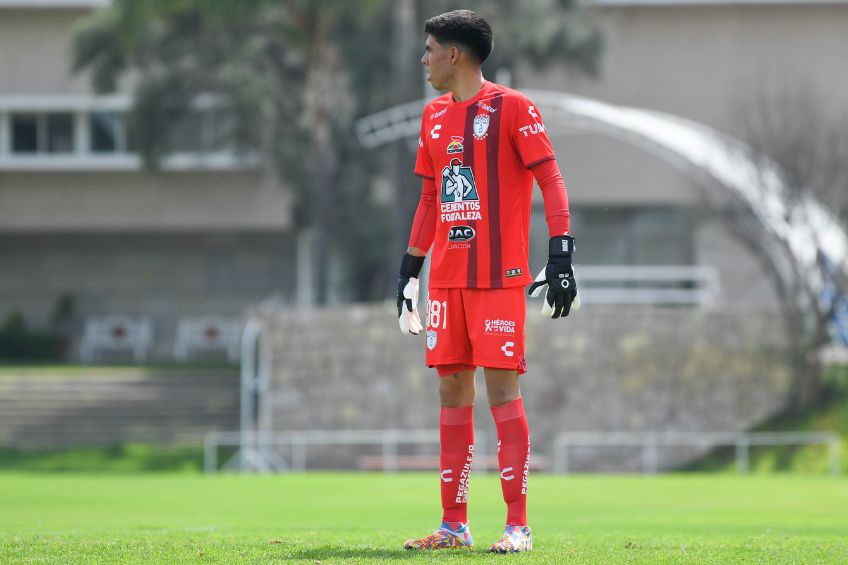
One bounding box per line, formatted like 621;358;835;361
423;0;603;80
72;0;602;303
729;86;848;410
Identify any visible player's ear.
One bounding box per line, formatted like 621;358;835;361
449;45;460;65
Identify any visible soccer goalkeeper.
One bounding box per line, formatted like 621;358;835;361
396;9;579;554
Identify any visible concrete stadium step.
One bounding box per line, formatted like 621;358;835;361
0;368;239;449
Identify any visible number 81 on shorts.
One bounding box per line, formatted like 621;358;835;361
426;299;448;330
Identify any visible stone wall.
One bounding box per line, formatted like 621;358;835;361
255;304;792;471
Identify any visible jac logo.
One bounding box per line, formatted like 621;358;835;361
448;225;476;242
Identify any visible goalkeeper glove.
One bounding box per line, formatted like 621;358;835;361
528;234;581;319
397;253;425;335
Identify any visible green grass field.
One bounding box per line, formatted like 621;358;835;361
1;472;846;564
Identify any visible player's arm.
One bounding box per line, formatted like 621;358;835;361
531;158;570;237
528;158;579;318
398;176;437;335
398;109;438;335
405;176;437;258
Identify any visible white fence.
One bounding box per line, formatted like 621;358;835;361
552;431;842;475
204;429;489;474
204;429;841;475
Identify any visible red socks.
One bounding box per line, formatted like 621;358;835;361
439;405;475;523
491;397;530;526
439;399;530;526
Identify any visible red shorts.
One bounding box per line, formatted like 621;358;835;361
424;286;527;377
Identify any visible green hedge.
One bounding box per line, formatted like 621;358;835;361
0;332;66;361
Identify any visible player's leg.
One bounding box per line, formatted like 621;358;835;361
461;286;532;552
438;369;476;525
405;289;476;550
484;368;532;553
402;369;476;550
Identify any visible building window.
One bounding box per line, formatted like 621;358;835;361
571;206;694;265
530;205;694;267
169;109;239;153
90;111;121;153
10;112;75;154
11;114;38;153
47;113;74;153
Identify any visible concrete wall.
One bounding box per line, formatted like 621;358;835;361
540;3;848;209
0;232;297;359
0;8;92;95
0;171;290;232
255;303;791;471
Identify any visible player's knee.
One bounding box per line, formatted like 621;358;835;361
439;372;475;407
487;387;520;407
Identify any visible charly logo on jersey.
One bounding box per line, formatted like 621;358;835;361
448;225;476;242
518;104;546;137
440;158;479;204
446;136;464;154
473;113;490;140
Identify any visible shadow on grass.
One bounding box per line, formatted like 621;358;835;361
290;545;475;560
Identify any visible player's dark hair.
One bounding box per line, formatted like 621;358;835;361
424;10;493;63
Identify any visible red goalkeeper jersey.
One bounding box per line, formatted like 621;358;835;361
414;81;555;289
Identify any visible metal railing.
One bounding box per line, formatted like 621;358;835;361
577;265;719;306
552;431;842;475
204;429;488;474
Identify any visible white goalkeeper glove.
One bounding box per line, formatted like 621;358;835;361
397;277;423;335
397;253;425;335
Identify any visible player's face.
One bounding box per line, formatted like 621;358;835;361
421;35;454;90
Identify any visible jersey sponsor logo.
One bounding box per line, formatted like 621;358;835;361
518;123;546;137
473;113;490;140
501;341;515;357
480;102;498;114
505;268;523;278
500;466;515;481
528;105;539;119
431;107;448;120
440;469;453;483
440;158;479;204
446;136;464;154
485;319;516;335
431;124;442;139
426;330;438;350
448;225;476;242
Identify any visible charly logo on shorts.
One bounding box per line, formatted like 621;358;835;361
426;330;438;351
